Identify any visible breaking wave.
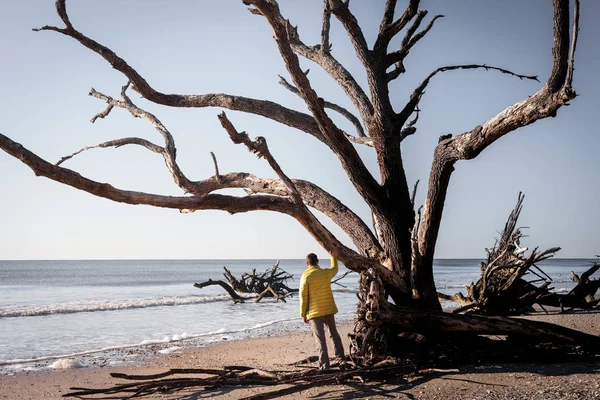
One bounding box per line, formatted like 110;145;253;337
0;294;253;318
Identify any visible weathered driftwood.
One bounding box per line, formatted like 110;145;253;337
224;260;298;296
570;263;600;304
254;286;289;303
195;260;297;303
438;193;599;315
64;362;460;399
193;280;251;304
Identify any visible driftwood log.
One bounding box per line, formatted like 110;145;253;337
438;193;600;315
194;260;297;303
193;280;251;304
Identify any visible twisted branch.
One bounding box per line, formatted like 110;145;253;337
397;64;540;126
56;137;163;167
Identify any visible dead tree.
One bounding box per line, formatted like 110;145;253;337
0;0;585;361
194;261;297;303
223;261;298;296
440;193;600;315
193;280;251;304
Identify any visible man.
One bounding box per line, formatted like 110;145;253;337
299;248;345;369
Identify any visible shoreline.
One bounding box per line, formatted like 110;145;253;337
2;311;600;399
0;316;323;374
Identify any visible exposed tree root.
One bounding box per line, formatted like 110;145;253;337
438;193;599;315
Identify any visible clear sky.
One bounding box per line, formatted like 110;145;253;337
0;1;598;260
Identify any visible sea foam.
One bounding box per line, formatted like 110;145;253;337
49;358;83;369
0;294;243;318
0;317;297;367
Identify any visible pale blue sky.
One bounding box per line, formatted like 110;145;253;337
0;1;598;260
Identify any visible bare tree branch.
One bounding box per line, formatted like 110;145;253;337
81;83;384;256
566;0;580;89
24;1;390;264
379;0;398;32
410;179;419;207
0;131;392;276
220;113;379;266
218;112;304;205
54;0;73;31
403;14;444;55
399;10;428;50
328;0;405;136
33;15;334;147
210;151;221;183
321;0;332;53
397;64;540;127
245;0;374;123
399;108;419;141
72;93;370;257
278;75;368;140
0;132;295;214
386;14;444;82
375;0;420;51
547;0;571;92
217;111;385;260
90;103;115;123
218;111;350;255
243;0;382;209
328;0;371;71
88;84;197;194
56;137;163;167
191;171;384;258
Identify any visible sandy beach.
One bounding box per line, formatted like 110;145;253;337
1;311;599;400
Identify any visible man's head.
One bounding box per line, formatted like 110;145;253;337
305;253;318;267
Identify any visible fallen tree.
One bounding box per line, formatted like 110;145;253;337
222;261;298;296
194;261;297;303
438;193;600;315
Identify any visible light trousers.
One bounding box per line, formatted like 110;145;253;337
309;314;344;369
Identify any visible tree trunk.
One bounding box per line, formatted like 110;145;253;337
377;306;600;351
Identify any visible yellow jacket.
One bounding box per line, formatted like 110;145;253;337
299;257;339;320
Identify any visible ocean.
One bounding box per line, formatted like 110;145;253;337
0;258;596;374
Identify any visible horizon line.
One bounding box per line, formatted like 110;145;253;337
1;257;596;262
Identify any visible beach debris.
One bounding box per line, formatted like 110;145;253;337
63;362;458;399
194;260;297;304
439;193;600;315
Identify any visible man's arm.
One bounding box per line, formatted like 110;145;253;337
328;248;339;278
299;275;309;323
